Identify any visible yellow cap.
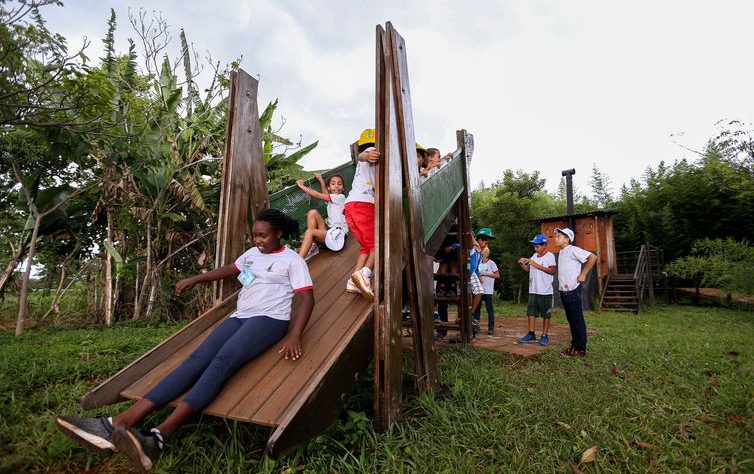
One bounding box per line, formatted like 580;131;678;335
358;128;376;146
416;142;426;152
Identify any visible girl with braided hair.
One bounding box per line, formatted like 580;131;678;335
55;208;314;473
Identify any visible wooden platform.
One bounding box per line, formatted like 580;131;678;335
433;317;592;358
83;238;374;457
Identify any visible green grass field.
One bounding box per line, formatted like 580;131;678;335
1;303;752;473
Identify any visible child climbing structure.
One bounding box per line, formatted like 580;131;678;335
79;23;475;458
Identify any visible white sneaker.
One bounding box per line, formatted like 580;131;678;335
346;278;360;294
303;242;319;261
351;270;374;301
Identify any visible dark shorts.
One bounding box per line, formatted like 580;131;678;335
527;294;553;319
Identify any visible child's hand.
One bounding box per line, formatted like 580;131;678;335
175;278;196;295
518;258;528;265
359;149;380;163
443;153;453;161
577;274;587;283
295;179;305;188
314;173;323;181
278;336;303;360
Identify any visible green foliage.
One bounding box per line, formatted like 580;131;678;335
666;238;754;296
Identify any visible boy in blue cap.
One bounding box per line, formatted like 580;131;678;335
517;234;557;345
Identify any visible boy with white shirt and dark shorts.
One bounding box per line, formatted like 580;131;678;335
517;234;557;346
553;227;597;357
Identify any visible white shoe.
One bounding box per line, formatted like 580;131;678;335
351;270;374;301
346;278;360;294
303;242;319;261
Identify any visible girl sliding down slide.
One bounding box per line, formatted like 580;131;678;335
55;209;314;473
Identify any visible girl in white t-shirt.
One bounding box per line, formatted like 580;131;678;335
296;173;349;259
55;209;314;473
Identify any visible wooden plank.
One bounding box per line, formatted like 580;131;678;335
373;23;405;431
265;307;374;459
388;22;438;394
215;70;268;303
80;291;239;409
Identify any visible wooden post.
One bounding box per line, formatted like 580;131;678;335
373;24;404;431
456;130;474;343
214;69;268;303
388;22;438;394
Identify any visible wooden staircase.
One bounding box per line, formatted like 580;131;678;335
600;275;640;312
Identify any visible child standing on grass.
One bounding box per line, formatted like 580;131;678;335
476;247;500;335
344;128;378;301
553;227;596;357
296;173;348;260
55;209;314;473
470;228;495;330
517;234;557;346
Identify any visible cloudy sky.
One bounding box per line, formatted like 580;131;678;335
46;0;754;195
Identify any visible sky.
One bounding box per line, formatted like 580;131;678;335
45;0;754;195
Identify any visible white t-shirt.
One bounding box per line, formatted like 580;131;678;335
556;245;592;292
232;246;313;321
478;259;498;294
345;152;376;205
327;193;348;231
529;251;556;295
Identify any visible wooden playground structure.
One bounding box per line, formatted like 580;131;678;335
79;23;477;458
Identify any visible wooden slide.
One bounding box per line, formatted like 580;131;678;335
80;238;374;458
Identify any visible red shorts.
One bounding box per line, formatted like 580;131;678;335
345;201;375;255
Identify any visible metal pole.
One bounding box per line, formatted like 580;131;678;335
561;168;576;229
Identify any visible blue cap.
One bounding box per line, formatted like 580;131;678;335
529;234;547;245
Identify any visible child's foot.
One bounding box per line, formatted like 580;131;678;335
303;242;319;261
55;416;116;455
346;278;360;294
518;332;537;344
539;334;550;346
487;329;495;336
433;311;440;321
112;426;164;474
351;270;374;301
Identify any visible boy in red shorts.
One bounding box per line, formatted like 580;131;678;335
345;128;378;300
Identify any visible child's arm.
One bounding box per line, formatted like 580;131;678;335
528;259;556;275
296;176;329;202
517;258;530;272
358;148;380;163
577;254;597;283
278;289;314;360
175;264;239;295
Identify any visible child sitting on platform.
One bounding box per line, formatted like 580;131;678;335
296;173;349;260
55;209;314;473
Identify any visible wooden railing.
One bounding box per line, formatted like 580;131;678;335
633;244;656;312
617;246;664;277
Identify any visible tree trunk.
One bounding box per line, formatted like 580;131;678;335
0;232;30;300
103;216;114;326
134;220;152;320
16;215;42;337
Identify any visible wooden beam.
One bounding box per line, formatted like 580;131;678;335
456;130;474;344
80;291;239;409
373;24;404;431
215;70;268;303
387;22;438;394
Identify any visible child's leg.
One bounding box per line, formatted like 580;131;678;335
542;295;553;334
484;294;494;332
560;288;587;350
354;253;368;272
306;209;327;231
157;316;289;438
298;229;328;257
113;318;243;428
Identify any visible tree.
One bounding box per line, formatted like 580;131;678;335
666;238;754;297
589;163;613;208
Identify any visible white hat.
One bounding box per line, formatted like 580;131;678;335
554;227;575;243
324;227;346;251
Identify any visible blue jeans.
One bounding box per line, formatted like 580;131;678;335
145;316;289;411
560;286;587;351
472;294;495;331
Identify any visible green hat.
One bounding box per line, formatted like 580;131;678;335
476;227;496;240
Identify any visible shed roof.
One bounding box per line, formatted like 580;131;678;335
533;209;617;223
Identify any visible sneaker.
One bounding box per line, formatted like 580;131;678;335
561;347;587;357
55;416;116;455
472;319;481;330
518;333;537;344
487;330;495;336
433;311;440;322
112;426;164;474
346;278;360;294
539;334;550;346
351;270;374;301
303;242;319;260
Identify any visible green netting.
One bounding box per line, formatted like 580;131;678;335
419;156;465;244
269;160;357;233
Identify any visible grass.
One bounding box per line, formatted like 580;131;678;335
1;303;752;473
